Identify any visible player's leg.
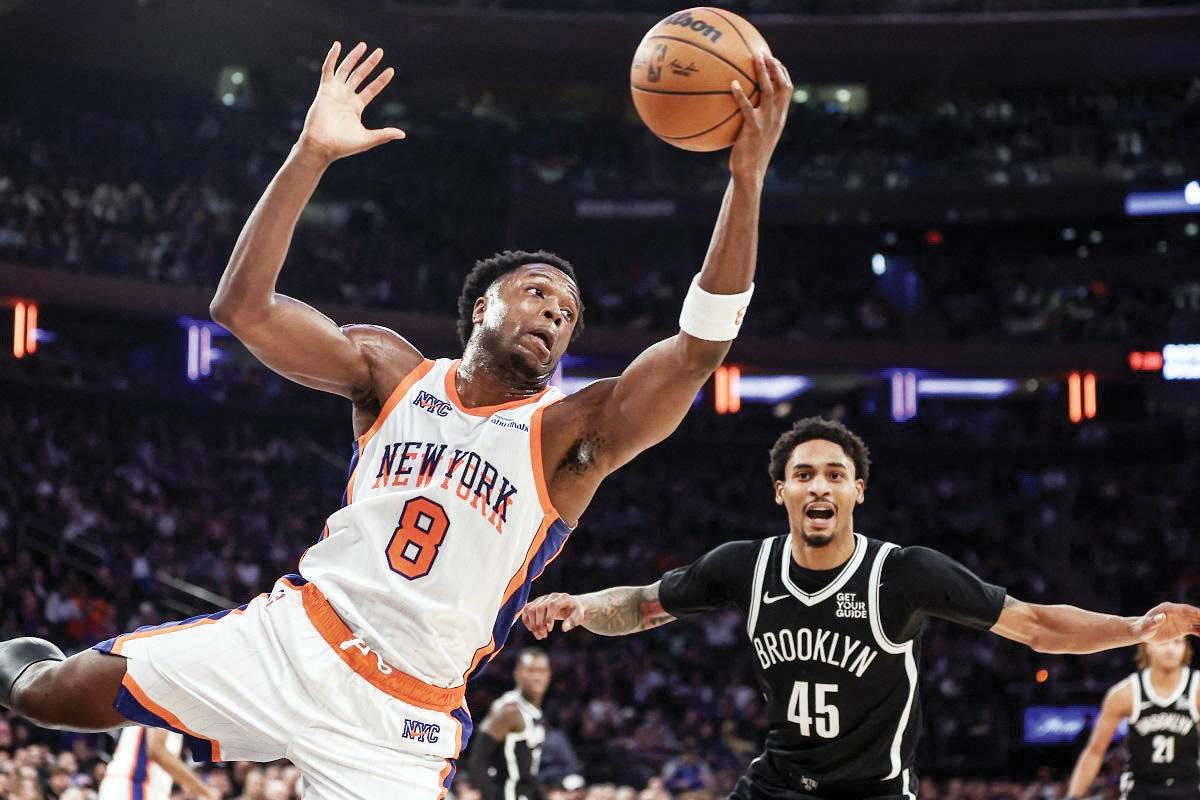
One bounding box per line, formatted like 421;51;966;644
1;638;129;731
289;734;456;800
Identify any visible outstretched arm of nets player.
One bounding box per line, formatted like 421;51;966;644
522;583;675;639
991;596;1200;654
210;42;420;402
1064;678;1133;799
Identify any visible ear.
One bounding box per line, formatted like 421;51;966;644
855;479;865;505
473;296;487;326
774;480;785;506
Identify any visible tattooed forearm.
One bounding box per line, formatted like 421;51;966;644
577;581;676;636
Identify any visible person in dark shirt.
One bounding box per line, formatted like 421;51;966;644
523;417;1200;800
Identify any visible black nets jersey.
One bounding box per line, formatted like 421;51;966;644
490;689;546;800
660;533;1006;798
1122;668;1200;798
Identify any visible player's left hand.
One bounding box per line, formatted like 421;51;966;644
728;53;792;182
1131;602;1200;643
522;592;585;640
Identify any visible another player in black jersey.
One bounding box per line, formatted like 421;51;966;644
1067;638;1200;800
468;648;552;800
522;417;1200;800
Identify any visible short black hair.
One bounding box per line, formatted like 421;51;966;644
517;646;549;663
456;250;583;348
768;416;871;486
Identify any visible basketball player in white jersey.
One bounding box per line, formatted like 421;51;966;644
1067;639;1200;800
98;726;218;800
468;648;552;800
0;38;793;799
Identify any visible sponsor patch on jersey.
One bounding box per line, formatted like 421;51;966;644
413;390;452;417
835;591;867;619
490;416;529;432
402;719;441;744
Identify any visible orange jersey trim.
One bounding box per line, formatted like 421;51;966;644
355;358;436;453
443;359;551;417
528;400;572;522
463;514;556;679
111;603;258;656
121;673;223;763
436;707;468;800
347;358;435;505
298;582;466;714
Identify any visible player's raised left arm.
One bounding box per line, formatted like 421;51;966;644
991;596;1200;654
565;56;791;476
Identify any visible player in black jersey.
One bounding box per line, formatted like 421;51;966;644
468;648;552;800
522;417;1200;800
1067;638;1200;800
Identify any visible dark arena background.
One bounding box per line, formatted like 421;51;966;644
3;1;1200;798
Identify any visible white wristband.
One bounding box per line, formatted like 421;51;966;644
678;274;755;341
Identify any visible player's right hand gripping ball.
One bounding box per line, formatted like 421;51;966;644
630;7;771;152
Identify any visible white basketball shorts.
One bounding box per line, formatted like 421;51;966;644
93;575;473;800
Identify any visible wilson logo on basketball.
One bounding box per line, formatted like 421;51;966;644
663;11;723;43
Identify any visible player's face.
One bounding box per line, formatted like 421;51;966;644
473;264;581;381
774;439;864;548
514;653;552;700
1145;638;1189;669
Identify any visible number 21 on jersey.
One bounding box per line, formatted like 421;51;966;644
788;681;840;738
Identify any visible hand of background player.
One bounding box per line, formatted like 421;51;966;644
297;41;406;164
1131;602;1200;643
522;592;585;640
728;53;792;181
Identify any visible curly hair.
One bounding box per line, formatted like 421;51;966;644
456;250;583;348
768;417;871;485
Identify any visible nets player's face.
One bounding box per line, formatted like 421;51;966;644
1145;638;1189;669
774;439;864;548
515;654;552;700
474;264;581;381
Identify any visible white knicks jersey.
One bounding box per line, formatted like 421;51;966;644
99;726;183;800
300;358;572;689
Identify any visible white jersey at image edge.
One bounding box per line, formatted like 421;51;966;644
299;358;572;689
97;727;184;800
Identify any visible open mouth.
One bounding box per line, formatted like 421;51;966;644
804;504;835;525
526;330;553;354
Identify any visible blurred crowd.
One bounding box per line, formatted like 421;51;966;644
0;380;1196;798
482;0;1194;13
3;77;1200;345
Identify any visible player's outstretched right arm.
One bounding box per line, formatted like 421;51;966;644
1065;678;1132;799
210;42;417;401
991;597;1200;654
522;583;675;639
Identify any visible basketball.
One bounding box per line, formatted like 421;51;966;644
630;7;771;152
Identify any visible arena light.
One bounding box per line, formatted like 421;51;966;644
871;253;886;276
1067;372;1098;422
714;365;741;414
1163;344;1200;380
1124;181;1200;217
12;302;25;358
739;375;811;402
187;325;201;381
25;303;37;355
917;378;1017;398
1068;373;1082;423
1128;351;1164;372
890;371;917;422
